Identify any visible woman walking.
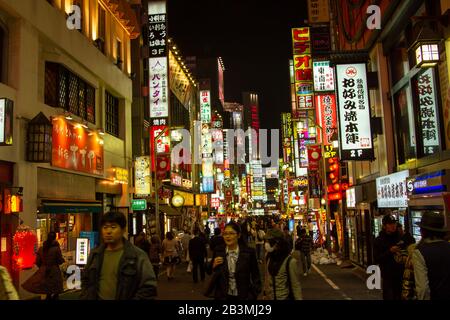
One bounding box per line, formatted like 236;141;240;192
264;229;302;300
205;221;261;300
161;231;181;280
149;235;162;278
22;232;65;299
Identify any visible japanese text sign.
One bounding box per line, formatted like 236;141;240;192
148;1;167;57
313;61;335;92
376;170;409;208
52;118;103;175
316;94;337;145
200;90;211;123
336;63;374;160
134;156;151;196
149;57;168;118
415;68;440;155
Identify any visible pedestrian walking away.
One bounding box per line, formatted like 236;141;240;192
295;229;313;276
188;229;208;283
162;231;182;280
22;231;65;300
264;228;302;300
80;211;157;300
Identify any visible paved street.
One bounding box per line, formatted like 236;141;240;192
157;256;382;300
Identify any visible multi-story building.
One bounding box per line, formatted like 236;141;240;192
0;0;139;296
332;0;450;267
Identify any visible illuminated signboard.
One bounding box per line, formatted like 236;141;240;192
316;94;337;145
308;0;330;24
52;118;104;175
135;156;151;196
112;167;128;184
414;68;440;155
200;90;211;123
292;27;313;116
171;172;182;187
376;170;409;208
336;63;374;160
149;57;168;118
150;125;170;171
148;1;167;57
313;61;334;92
169;51;191;107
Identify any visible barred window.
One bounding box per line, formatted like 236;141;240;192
105;91;119;137
45;62;96;124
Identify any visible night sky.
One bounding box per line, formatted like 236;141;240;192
168;0;308;133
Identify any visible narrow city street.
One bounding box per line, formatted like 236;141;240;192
156;257;381;300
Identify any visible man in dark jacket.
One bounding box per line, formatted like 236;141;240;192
188;229;208;283
210;228;225;253
295;229;313;276
80;211;157;300
373;214;403;300
412;211;450;300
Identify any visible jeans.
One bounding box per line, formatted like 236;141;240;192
300;251;311;273
192;258;205;283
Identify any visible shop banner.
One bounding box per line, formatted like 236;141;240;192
149;57;168;118
52;118;104;175
316;93;337;145
148;1;167;57
336;63;374;160
308;0;330;24
313;61;334;92
169;51;191;107
307;145;322;171
135;156;151;196
376;170;409;208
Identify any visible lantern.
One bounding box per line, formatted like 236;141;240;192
409;20;441;68
12;225;38;270
26;112;52;162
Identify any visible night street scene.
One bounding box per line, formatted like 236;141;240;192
1;0;450;309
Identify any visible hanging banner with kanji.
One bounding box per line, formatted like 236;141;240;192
149;57;168;118
414;68;440;155
336;63;374;160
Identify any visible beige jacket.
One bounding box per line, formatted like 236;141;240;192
0;266;19;300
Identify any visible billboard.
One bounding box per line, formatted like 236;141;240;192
134;156;151;196
149;57;168;118
336;63;374;160
148;1;167;57
376;170;409;208
316;94;337;145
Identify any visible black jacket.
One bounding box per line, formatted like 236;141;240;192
80;239;157;300
205;244;261;300
189;236;207;260
209;235;225;252
374;231;403;279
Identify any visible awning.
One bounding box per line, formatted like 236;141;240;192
159;205;181;216
40;199;102;214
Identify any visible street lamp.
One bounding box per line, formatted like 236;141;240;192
153;127;169;238
409;19;442;68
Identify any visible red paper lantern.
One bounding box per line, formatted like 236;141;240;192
13;225;38;270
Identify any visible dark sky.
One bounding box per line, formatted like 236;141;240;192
167;0;308;132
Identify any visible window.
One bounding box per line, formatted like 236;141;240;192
105;91;119;137
96;5;106;53
45;62;95;123
115;39;122;69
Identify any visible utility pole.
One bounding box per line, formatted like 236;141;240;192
153;127;169;238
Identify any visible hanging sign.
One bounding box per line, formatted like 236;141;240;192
131;199;147;211
313;61;335;92
148;1;167;57
415;68;440;155
0;98;13;145
135;156;151;196
316;94;337;145
149;57;168;118
336;63;374;160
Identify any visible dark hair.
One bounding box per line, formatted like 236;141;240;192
100;211;127;229
300;229;307;235
166;231;174;240
151;235;161;245
43;232;57;253
421;228;447;240
267;237;291;277
225;221;241;234
214;227;221;236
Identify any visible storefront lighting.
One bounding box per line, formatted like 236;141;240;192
64;111;73;120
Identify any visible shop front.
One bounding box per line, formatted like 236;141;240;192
407;169;450;242
37;168;102;268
